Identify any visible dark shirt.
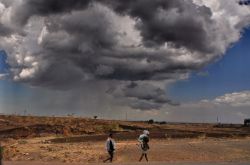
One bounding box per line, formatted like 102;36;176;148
0;146;3;159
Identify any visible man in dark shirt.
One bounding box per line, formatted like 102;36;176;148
103;133;116;163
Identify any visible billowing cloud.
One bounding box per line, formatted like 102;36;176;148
0;0;250;110
109;82;179;110
208;91;250;107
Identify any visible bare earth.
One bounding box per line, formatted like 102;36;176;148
3;162;250;165
3;137;250;163
1;115;250;164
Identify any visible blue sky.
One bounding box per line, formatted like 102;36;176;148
168;28;250;102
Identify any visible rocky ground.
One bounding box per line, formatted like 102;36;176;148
1;115;250;163
2;137;250;163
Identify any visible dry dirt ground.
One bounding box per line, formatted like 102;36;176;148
1;115;250;164
3;137;250;163
3;162;250;165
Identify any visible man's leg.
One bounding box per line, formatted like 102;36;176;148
103;157;110;163
110;151;114;162
139;153;144;161
145;154;148;161
103;152;111;163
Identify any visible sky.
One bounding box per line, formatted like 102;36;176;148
168;28;250;101
0;0;250;123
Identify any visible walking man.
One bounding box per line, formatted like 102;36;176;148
103;133;116;163
138;130;150;162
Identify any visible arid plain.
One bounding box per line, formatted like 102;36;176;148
0;115;250;163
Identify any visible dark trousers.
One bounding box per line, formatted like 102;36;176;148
104;150;114;162
109;151;114;161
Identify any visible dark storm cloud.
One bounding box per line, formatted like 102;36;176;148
123;82;178;105
30;5;194;86
130;100;163;110
1;0;249;110
0;23;12;36
29;59;86;90
110;82;179;110
11;0;215;53
0;0;15;7
28;6;120;87
21;0;215;88
12;0;92;26
103;0;214;53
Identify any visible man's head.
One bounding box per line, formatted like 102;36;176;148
109;133;113;138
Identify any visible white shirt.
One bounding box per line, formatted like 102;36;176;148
106;138;116;151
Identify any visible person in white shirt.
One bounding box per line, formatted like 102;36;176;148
138;130;150;162
103;133;116;163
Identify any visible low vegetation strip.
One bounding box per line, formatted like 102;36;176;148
49;131;250;144
0;115;250;141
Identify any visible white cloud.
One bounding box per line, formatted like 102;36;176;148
0;73;8;80
182;91;250;108
213;91;250;107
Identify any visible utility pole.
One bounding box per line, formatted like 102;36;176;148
24;109;27;116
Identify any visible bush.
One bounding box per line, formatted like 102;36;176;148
95;123;121;133
148;119;154;124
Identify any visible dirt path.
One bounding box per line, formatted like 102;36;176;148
3;138;250;163
3;161;250;165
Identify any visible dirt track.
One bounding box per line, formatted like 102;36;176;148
3;138;250;163
4;162;250;165
1;115;250;163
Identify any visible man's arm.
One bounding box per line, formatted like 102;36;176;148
106;140;109;151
